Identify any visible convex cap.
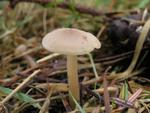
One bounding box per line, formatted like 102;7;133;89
42;28;101;55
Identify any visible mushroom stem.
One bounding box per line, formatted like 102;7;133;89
67;55;80;108
24;55;36;67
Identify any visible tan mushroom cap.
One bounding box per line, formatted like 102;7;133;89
42;28;101;55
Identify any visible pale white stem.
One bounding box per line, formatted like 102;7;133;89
67;55;80;108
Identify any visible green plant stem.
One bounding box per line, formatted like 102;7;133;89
88;53;99;79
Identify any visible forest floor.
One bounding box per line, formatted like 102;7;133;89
0;0;150;113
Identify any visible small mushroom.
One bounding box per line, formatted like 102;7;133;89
42;28;101;108
15;44;36;67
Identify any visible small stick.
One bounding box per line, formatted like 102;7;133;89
39;88;53;113
94;86;118;94
37;53;60;63
1;69;41;105
103;68;111;113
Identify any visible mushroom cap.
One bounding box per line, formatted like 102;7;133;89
42;28;101;55
15;44;27;56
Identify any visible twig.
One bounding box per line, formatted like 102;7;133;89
95;46;149;63
39;87;53;113
37;53;60;63
103;67;111;113
0;69;41;105
60;93;72;112
112;88;143;112
94;86;118;94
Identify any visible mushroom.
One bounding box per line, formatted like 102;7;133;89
42;28;101;108
15;44;36;67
